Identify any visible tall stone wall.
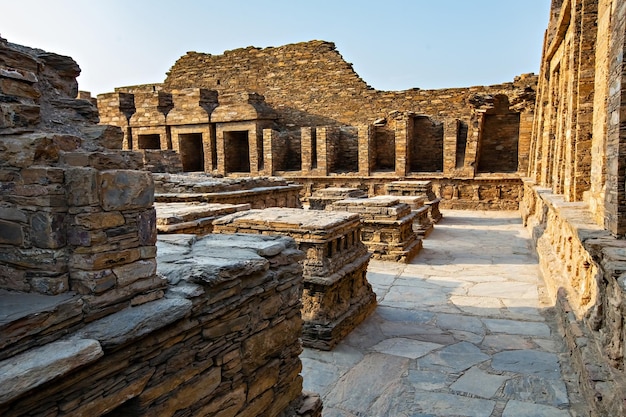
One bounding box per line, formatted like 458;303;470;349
161;41;535;129
521;0;626;415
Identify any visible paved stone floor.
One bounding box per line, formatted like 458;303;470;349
301;210;582;417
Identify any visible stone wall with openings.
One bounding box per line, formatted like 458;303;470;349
161;41;536;132
521;0;626;415
97;40;537;210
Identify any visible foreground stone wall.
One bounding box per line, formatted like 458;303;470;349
1;234;320;417
0;36;321;417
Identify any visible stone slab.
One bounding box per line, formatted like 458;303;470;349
0;339;103;403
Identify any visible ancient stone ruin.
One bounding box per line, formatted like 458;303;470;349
98;41;537;211
212;208;376;350
2;0;626;415
0;36;321;417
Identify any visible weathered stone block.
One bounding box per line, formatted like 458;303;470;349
21;167;64;185
100;170;154;211
0;264;28;291
0;103;40;130
30;212;66;249
0;339;103;404
0;78;40;100
70;248;141;271
80;125;124;150
0;220;23;245
113;259;157;287
29;274;69;295
70;269;116;295
0;207;27;223
0;246;68;274
74;212;125;230
138;208;157;245
65;167;99;206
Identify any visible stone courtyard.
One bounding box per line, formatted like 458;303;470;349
302;210;581;417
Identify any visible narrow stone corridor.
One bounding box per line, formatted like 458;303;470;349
301;210;581;417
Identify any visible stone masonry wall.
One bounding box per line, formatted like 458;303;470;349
161;41;536;130
521;0;626;415
0;36;321;417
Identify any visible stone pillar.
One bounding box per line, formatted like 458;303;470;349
215;127;226;175
301;127;314;174
358;125;372;176
517;109;534;175
465;111;483;177
394;117;409;177
317;127;329;175
262;128;277;176
248;126;260;174
443;119;458;175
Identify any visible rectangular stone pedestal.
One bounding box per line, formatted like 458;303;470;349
385;180;443;223
212;208;377;350
155;202;249;235
330;196;422;263
390;195;433;237
307;187;367;210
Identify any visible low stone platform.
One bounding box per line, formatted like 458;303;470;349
307;187;367;210
386;180;443;223
155;202;250;234
329;196;422;263
154;173;303;209
391;195;433;237
212;208;377;350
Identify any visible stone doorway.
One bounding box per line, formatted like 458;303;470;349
224;130;251;173
179;133;205;172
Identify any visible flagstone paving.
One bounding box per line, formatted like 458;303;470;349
301;210;584;417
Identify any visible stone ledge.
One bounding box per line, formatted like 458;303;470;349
155;184;303;203
0;339;103;403
0;291;84;359
70;298;192;350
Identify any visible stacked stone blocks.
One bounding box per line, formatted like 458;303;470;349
212;208;377;350
329;196;422;263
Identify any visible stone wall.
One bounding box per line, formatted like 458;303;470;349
0;36;321;417
97;41;537;210
161;41;535;130
521;0;626;415
296;175;523;211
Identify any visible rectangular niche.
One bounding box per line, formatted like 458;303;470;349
178;133;205;172
477;113;520;173
137;134;161;150
224;130;251;173
409;116;443;173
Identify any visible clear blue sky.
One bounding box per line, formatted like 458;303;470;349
0;0;551;95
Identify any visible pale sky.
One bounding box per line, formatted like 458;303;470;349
0;0;551;96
